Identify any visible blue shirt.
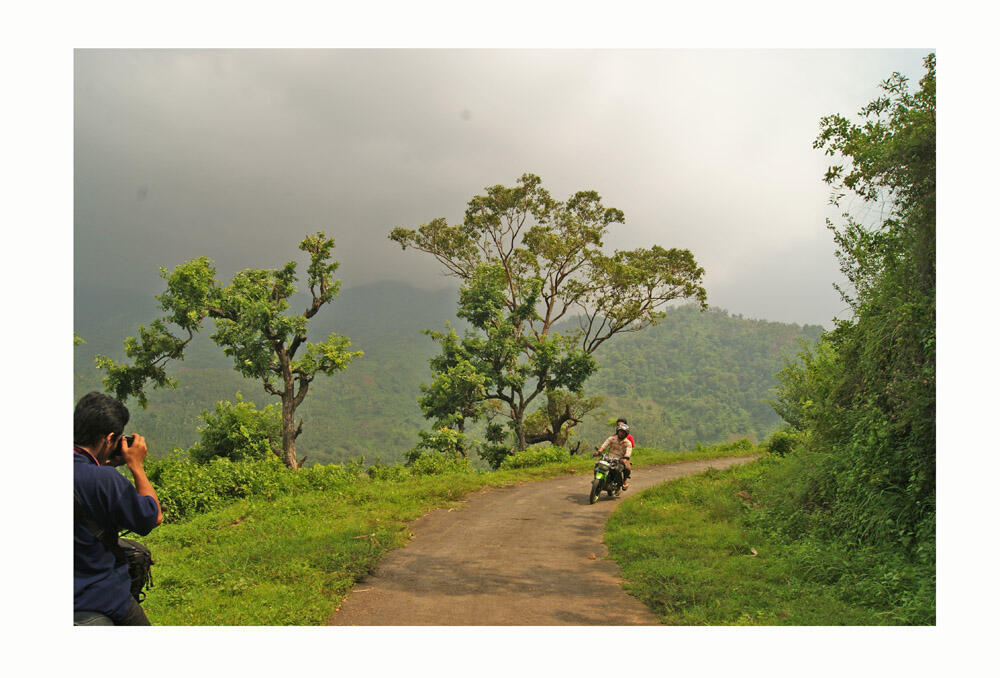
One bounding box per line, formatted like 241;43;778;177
73;449;159;620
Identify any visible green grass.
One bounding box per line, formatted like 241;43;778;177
604;457;935;625
137;445;754;625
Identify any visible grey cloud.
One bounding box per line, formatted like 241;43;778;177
75;48;931;327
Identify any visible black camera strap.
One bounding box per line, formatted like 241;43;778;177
73;494;126;563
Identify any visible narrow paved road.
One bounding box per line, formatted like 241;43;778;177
328;456;755;625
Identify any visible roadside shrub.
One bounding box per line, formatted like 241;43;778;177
187;393;281;464
141;453;365;522
409;451;472;476
765;429;798;457
144;454;291;521
366;463;411;482
295;458;365;490
499;446;571;470
405;427;470;463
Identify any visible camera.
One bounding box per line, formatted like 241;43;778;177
107;434;136;467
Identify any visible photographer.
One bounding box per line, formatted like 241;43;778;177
73;392;162;625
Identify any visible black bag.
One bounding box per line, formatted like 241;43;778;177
74;495;155;602
114;537;155;602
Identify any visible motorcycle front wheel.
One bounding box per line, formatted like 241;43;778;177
589;479;601;504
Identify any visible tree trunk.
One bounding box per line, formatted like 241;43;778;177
512;411;528;451
456;418;467;457
281;395;299;470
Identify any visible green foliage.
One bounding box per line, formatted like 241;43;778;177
188;394;281;464
143;453;292;521
764;429;798;457
405;427;470;463
770;337;841;433
408;451;473;476
498;445;571;470
772;54;936;549
476;420;514;469
366;463;411;482
418;325;488;432
404;427;475;475
142;452;365;522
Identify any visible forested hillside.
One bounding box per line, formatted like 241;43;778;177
577;306;823;450
75;283;822;465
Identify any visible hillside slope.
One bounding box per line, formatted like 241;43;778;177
75;283;822;464
577;306;823;450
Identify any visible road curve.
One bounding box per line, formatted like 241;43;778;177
328;456;756;625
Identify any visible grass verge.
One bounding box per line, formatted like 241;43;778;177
605;456;935;625
138;445;750;625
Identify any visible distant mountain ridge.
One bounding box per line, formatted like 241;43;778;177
74;280;821;464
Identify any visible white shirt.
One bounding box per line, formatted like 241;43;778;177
599;435;632;460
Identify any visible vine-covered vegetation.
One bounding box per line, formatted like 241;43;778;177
770;54;935;552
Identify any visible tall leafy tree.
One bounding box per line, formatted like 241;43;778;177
96;232;362;469
391;174;706;457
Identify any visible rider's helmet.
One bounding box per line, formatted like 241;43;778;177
616;423;630;433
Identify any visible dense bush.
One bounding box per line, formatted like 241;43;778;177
408;451;473;476
187;394;281;464
764;429;798;457
366;463;411;482
498;446;571;470
405;427;470;464
740;455;935;623
141;452;364;522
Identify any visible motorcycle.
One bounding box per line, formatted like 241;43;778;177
589;449;626;504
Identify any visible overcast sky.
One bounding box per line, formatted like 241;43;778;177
75;49;930;327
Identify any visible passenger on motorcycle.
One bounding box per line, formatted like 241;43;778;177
596;423;633;490
615;417;635;449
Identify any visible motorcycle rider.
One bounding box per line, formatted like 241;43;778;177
595;423;633;490
615;418;635;449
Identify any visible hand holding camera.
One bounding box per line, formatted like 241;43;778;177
108;434;147;468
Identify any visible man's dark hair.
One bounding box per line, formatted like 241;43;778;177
74;392;130;448
616;417;628;425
